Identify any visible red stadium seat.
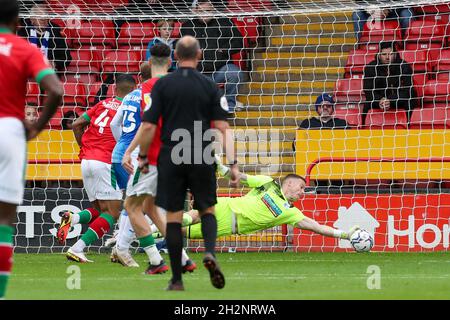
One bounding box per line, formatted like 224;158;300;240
415;3;450;14
431;49;450;74
405;18;446;52
117;22;156;50
359;20;402;45
399;50;429;73
46;108;64;129
232;16;260;47
26;82;40;106
424;80;450;103
65;49;102;82
344;49;376;76
409;107;449;129
333;107;362;127
73;20;116;49
62;82;87;107
87;82;103;106
47;0;129;14
412;73;428;100
227;0;273;12
107;84;117;98
365;109;408;129
334;78;365;103
102;50;141;75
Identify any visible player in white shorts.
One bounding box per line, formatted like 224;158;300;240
0;0;63;298
121;43;197;274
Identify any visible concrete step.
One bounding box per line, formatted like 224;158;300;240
281;11;353;24
268;23;355;37
253;52;348;68
270;35;356;46
238;94;317;106
232;117;300;127
264;43;356;53
241;81;335;95
251;66;343;81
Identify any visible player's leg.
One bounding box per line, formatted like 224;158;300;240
143;198;196;273
0;118;27;298
125;195;167;272
0;203;16;299
189;163;225;289
67;161;123;262
296;216;359;239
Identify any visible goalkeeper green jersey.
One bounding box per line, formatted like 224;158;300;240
229;175;305;234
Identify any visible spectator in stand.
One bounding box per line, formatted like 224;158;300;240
180;0;244;112
145;19;177;71
298;94;348;129
18;4;71;73
61;111;79;130
25;106;38;123
352;1;414;41
362;41;417;124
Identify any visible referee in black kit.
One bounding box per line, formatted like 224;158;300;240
134;35;240;291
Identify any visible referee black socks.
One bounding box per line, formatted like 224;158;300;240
166;222;183;283
201;213;218;256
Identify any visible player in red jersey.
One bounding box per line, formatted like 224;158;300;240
121;44;198;274
0;0;63;298
59;74;136;263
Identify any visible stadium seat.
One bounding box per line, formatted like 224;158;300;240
117;22;156;50
424;80;450;104
26;82;40;106
107;84;117;97
46;108;64;129
333;107;362;127
102;50;141;75
409;107;449;129
87;82;103;106
399;50;429;73
412;73;428;100
232;16;260;47
47;0;129;14
65;49;102;82
359;20;402;46
334;78;365;103
364;109;408;129
73;20;116;49
227;0;273;12
405;18;446;52
431;49;450;74
415;3;450;14
62;82;87;107
344;49;376;76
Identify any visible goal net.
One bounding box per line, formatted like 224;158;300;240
16;0;450;253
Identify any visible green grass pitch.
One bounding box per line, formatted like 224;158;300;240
7;252;450;299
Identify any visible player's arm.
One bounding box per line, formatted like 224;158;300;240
72;113;90;147
122;122;155;174
110;104;124;142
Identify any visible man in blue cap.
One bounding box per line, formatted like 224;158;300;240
299;93;348;129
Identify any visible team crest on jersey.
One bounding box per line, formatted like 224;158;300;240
144;93;152;111
261;194;282;217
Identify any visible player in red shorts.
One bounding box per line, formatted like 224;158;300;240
58;75;137;263
0;0;63;298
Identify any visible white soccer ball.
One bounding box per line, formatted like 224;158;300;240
350;229;374;253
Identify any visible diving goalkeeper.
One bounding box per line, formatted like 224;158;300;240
181;159;359;240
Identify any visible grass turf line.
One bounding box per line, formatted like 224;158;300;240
6;252;450;299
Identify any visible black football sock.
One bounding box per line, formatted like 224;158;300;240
201;213;217;256
166;222;183;283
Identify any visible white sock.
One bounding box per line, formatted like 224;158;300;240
145;245;163;265
144;214;153;225
71;239;86;253
117;214;135;251
181;249;189;266
149;224;159;234
71;214;80;225
118;210;127;233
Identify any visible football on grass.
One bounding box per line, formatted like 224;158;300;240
350;229;374;253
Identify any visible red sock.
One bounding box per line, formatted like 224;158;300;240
86;208;100;222
82;213;115;246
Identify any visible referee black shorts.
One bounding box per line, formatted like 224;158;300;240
156;150;217;212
